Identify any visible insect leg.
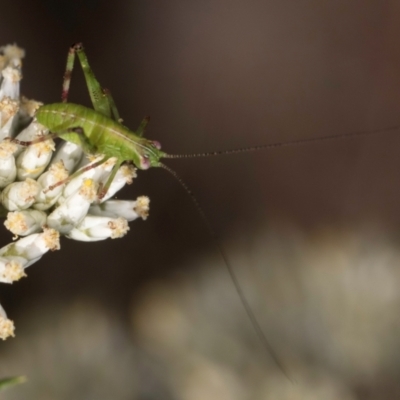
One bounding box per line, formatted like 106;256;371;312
71;43;115;118
6;132;58;146
136;116;150;137
45;156;108;193
62;44;126;123
61;45;76;103
102;88;122;122
97;160;122;200
61;43;113;119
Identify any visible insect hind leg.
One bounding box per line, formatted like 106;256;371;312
45;156;108;194
64;43;122;122
6;132;58;146
61;45;76;103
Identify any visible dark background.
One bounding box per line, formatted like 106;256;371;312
1;1;400;398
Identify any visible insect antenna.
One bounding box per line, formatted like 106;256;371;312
164;124;400;159
159;162;293;382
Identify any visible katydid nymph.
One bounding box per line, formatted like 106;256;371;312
19;43;398;380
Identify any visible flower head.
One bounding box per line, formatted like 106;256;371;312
0;44;151;338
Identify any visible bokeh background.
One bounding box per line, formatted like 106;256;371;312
1;0;400;398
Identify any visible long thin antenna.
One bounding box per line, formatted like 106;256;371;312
160;162;292;381
164;125;399;159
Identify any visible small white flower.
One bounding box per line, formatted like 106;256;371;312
0;66;21;100
0;139;17;188
0;44;25;68
100;163;137;202
0;97;19;134
0;258;26;283
67;216;129;241
1;178;41;211
4;209;47;236
13;121;49;156
61;155;111;199
47;178;98;234
19;97;41;118
34;161;69;210
0;304;15;340
51;141;83;174
16;135;55;180
89;196;150;221
0;227;60;268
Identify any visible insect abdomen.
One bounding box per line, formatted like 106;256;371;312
37;103;108;136
36;103;141;160
36;103;165;169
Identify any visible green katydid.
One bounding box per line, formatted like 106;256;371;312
13;43;399;380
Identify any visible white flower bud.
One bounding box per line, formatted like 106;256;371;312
4;209;47;236
0;304;15;340
0;258;26;283
0;140;17;188
0;66;21;100
13;121;48;156
0;114;16;140
62;155;111;199
51;141;83;174
16;136;55;180
19;97;41;118
94;156;117;181
0;97;19;141
67;216;129;241
89;196;150;221
1;178;41;211
0;227;60;269
100;163;137;202
0;44;25;68
33;161;69;210
47;178;98;234
0;97;18;130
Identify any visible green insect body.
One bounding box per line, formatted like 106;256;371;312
36;103;165;169
34;43;166;199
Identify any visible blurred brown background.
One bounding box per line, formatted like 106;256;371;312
0;1;400;399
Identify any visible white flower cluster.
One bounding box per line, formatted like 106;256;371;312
0;44;150;340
